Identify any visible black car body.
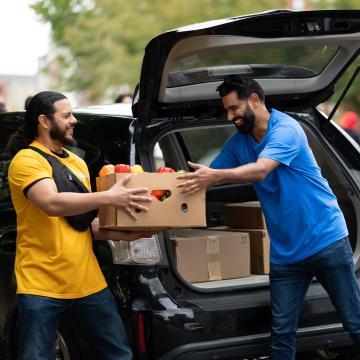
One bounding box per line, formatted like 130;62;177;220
1;9;360;360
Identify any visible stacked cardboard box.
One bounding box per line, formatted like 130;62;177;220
220;201;270;275
224;201;266;229
96;173;206;230
170;229;250;283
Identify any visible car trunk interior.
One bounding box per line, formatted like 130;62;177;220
156;113;360;290
136;13;360;291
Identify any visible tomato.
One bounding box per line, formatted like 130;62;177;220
151;190;172;201
131;164;145;174
114;164;131;173
156;167;175;173
151;190;166;199
98;164;115;176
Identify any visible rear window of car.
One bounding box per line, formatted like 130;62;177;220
168;44;338;87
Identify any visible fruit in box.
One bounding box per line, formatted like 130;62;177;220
98;164;115;176
114;164;131;173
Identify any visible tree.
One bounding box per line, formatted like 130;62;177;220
33;0;359;114
32;0;285;102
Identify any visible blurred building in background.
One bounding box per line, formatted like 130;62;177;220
0;52;89;111
0;73;46;111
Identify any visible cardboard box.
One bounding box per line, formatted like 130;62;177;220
210;227;270;274
96;173;206;230
224;201;266;229
247;229;270;274
170;229;250;283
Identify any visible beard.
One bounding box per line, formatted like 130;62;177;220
233;106;256;135
49;121;77;147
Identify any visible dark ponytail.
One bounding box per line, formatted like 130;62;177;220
6;91;67;157
6;126;33;157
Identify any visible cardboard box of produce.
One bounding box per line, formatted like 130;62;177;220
211;226;270;274
96;173;206;230
170;229;250;283
224;201;266;229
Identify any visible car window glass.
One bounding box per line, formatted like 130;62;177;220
153;125;236;170
168;44;338;87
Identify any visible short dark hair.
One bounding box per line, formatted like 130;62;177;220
216;75;265;103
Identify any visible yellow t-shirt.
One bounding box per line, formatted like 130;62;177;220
8;140;107;299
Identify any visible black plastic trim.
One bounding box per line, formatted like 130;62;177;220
158;324;351;360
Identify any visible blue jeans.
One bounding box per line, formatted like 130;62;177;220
16;287;132;360
269;237;360;360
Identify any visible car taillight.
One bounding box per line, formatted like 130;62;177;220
137;313;146;352
108;235;161;265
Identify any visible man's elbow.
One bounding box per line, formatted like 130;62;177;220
256;170;267;182
41;197;65;217
255;164;269;182
42;204;62;217
254;158;279;182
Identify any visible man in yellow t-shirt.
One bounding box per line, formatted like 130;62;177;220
7;91;152;360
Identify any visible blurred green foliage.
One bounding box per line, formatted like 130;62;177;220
30;0;286;100
32;0;359;115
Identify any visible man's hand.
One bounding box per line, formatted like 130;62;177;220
177;161;219;195
91;217;158;241
107;175;152;220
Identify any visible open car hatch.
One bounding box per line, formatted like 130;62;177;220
133;9;360;123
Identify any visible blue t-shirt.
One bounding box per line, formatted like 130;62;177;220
211;109;348;265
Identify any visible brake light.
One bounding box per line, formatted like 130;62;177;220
137;313;146;352
108;235;161;265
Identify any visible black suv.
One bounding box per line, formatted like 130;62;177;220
1;9;360;360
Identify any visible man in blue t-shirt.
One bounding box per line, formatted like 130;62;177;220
177;75;360;359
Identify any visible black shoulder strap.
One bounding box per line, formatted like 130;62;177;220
26;145;97;232
27;145;53;160
27;146;88;193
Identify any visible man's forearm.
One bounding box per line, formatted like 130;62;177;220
45;191;111;216
216;162;267;184
27;176;150;220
